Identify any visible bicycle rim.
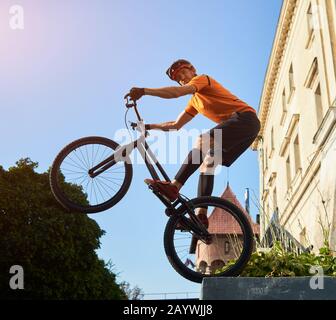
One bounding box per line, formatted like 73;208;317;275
50;136;132;213
164;196;254;283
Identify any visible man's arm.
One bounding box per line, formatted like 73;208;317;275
144;85;196;99
147;111;194;131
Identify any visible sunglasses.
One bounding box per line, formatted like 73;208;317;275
166;60;192;80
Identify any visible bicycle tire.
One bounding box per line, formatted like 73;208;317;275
50;136;133;213
164;196;254;283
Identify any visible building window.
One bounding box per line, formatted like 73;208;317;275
315;83;323;128
305;58;319;89
265;147;268;171
198;261;207;274
271;127;275;154
281;88;287;125
211;260;225;271
307;3;314;36
288;63;295;101
306;3;316;48
282;89;287;111
293;135;301;174
273;187;277;213
224;241;230;254
286;155;291;189
300;227;307;245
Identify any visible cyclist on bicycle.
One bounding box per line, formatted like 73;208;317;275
126;59;260;227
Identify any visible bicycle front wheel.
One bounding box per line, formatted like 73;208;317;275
50;136;133;213
164;196;254;283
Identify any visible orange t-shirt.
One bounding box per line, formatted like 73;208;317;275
185;75;256;123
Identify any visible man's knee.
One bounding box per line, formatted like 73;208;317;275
194;136;203;150
199;154;218;174
194;134;214;152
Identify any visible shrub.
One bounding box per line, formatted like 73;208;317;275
218;242;336;277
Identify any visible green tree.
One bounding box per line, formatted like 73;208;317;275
0;158;127;299
119;281;144;300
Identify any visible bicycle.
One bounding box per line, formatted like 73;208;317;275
49;97;254;283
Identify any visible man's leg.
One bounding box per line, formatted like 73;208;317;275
172;132;217;189
145;112;260;202
144;144;205;202
195;148;222;227
197;173;214;198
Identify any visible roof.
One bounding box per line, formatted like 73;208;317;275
207;184;260;235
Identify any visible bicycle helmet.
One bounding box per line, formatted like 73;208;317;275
166;59;195;81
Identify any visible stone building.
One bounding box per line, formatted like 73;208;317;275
252;0;336;251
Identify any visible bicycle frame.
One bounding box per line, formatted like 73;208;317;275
88;105;170;182
87;99;210;240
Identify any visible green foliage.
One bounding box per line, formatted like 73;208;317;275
219;242;336;277
119;281;144;300
0;158;127;299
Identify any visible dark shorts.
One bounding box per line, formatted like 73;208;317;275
206;111;260;167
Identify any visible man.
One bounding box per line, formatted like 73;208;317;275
125;59;260;227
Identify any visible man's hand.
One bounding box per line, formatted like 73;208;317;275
124;87;145;101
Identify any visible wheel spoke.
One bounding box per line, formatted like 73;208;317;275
96;146;109;167
78;175;90;188
85;145;92;171
97;175;122;187
79;146;90;170
84;177;91;195
168;200;252;282
61;168;85;175
91;144;94;169
95;177;113;199
92;144;100;167
73;149;90;170
65;173;87;183
96;176;117;193
66;154;87;171
92;178;99;205
52;139;131;213
93;178;105;204
63;158;87;172
89;179;94;203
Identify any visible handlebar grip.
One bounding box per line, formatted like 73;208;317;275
125;96;137;108
126;102;136;109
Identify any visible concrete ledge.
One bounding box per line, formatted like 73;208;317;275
201;277;336;300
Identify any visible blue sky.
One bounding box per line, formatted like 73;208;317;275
0;0;283;298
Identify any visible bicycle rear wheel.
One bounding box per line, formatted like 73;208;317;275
164;196;254;283
50;136;133;213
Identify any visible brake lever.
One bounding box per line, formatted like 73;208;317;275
125;96;137;109
129;121;137;130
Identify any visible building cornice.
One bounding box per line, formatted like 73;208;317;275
252;0;298;150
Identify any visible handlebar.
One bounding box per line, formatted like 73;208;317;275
125;96;137;109
124;96;149;137
125;96;142;122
